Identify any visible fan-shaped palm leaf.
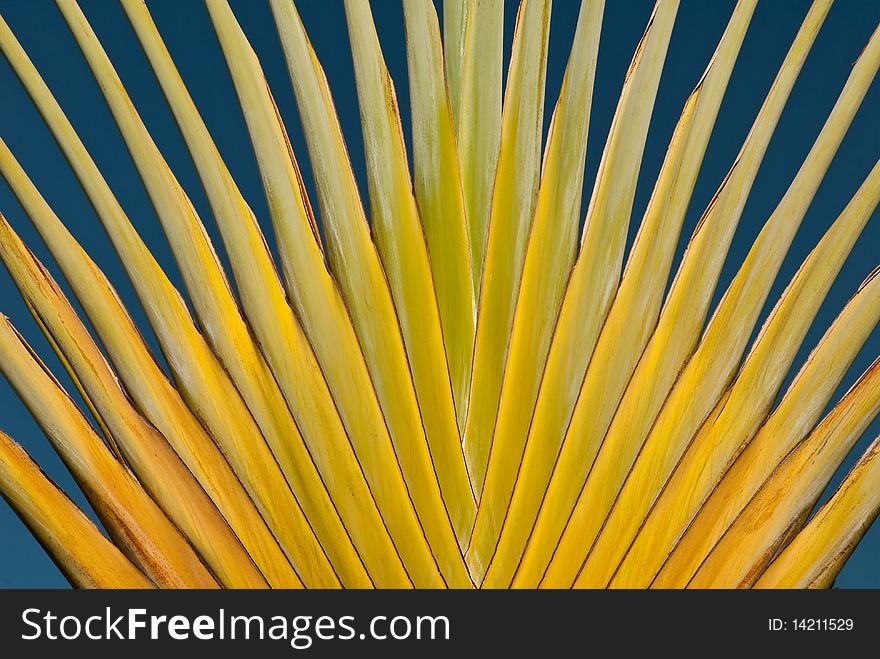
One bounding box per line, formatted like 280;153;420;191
0;0;878;590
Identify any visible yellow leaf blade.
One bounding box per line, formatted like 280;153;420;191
0;136;299;588
0;430;154;589
615;157;880;588
0;316;218;589
0;212;268;589
494;0;754;589
690;345;880;588
657;265;880;588
756;432;880;589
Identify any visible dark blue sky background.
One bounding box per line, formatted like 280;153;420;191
0;0;878;587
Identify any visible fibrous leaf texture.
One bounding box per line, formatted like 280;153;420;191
0;0;877;589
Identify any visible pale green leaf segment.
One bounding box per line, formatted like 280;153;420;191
515;0;833;588
344;0;477;550
121;0;413;588
443;0;467;124
574;22;880;589
268;0;470;587
488;0;755;588
457;0;503;296
0;16;305;589
404;0;477;434
463;0;551;497
614;157;880;588
467;0;605;581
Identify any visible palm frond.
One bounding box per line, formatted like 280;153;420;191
0;0;877;590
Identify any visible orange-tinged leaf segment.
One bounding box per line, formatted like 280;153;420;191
0;136;299;589
2;9;311;588
0;212;267;589
658;275;880;588
690;347;880;588
0;430;154;589
756;432;880;589
0;316;218;589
